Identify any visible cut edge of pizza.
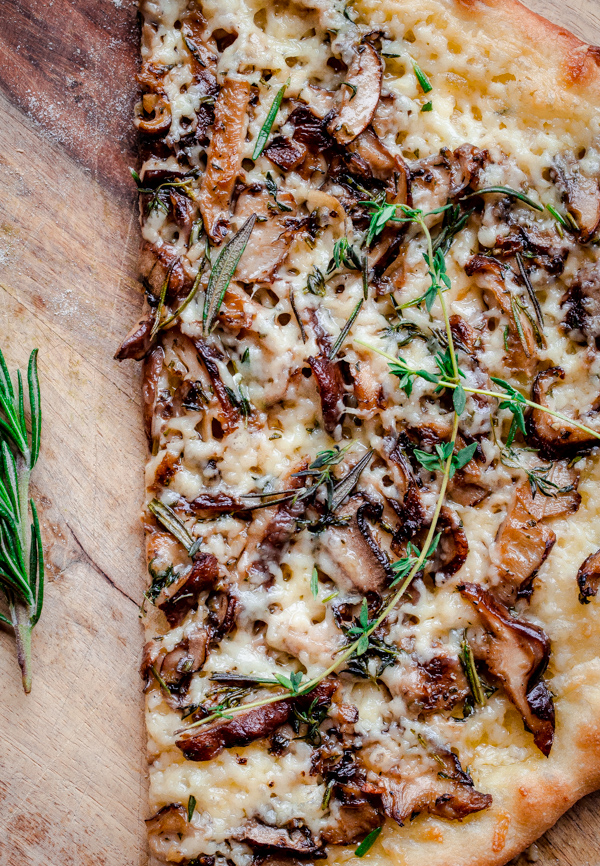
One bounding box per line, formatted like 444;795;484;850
117;0;600;864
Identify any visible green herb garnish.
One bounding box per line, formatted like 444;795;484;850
203;214;256;333
355;826;383;857
253;80;289;159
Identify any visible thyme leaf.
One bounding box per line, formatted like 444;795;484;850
265;173;293;212
355;825;383;857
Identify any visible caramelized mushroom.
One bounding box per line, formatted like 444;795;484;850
157;553;220;626
146;803;189;836
362;745;491;825
327;44;383;145
384;651;469;713
465;255;537;375
135;93;172;136
529;366;599;458
321;798;381;845
234;820;321;855
308;355;346;437
459;583;555;756
577;549;600;603
199;79;251;242
427;505;469;583
178;701;293;761
141;345;166;446
233;186;298;282
265;136;308;171
562;261;600;346
194;339;241;433
160;626;210;689
551;153;600;242
115;314;155;361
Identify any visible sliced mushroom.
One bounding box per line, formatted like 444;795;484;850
362;745;491;825
234;820;321;855
383;651;468;713
465;255;537;375
350;360;385;418
577;549;600;603
146;803;188;837
321;797;381;845
142;625;210;705
529;366;599;459
551;153;600;242
186;492;246;517
561;261;600;346
448;143;488;199
265;136;308;171
199;79;251;242
308;355;346;437
327;44;383;145
233;186;297;282
384;437;426;544
157;553;220;627
115;314;155;361
141;345;166;446
459;583;555;756
288;105;335;152
244;497;305;586
314;496;394;594
491;224;568;275
135;93;172;136
194;339;241;433
206;587;238;639
178;700;293;762
426;505;469;583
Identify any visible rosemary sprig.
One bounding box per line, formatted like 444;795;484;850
0;348;44;694
460;186;543;211
148;499;201;557
329;298;364;360
252;80;289;160
355;825;382;857
412;61;432;94
203;214;256;333
459;637;485;706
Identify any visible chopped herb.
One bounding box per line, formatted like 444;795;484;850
414;441;476;479
500;446;574;499
310;566;319;599
355;825;383;857
289;289;307;342
241;347;250;363
460;637;485;705
203;214;256;333
145;561;177;604
412;61;432;93
306;266;327;296
265;172;293;212
321;590;339;603
148;499;195;554
390;534;441;586
292;695;329;744
421;100;433;112
342;81;357;99
253;79;289;159
329;449;374;512
503;325;510;351
329;298;364;359
516;252;544;329
546;203;569;232
187;795;197;822
274;670;304;694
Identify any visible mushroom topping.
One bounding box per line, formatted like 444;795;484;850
141;345;166;446
459;583;555;756
577;549;600;603
350;360;385;418
308;355;346;437
322;797;381;845
551;153;600;242
384;437;426;544
234;820;321;855
135;93;172;137
115;314;155;361
194;339;241;433
327;44;383;145
314;497;394;594
141;626;211;705
383;651;469;713
362;745;491;825
427;505;469;583
157;553;220;627
244;497;306;586
529;366;599;459
465;255;538;375
493;461;580;603
177;679;337;761
206;587;238;639
265;136;308;171
146;804;189;837
233;185;298;282
199;79;251;242
185;492;246;517
562;261;600;346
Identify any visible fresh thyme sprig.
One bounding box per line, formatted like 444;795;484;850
500;446;574;499
130;167;199;214
0;348;44;694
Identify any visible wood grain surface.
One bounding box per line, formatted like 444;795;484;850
0;2;598;865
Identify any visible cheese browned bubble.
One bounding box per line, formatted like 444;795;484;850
130;0;600;864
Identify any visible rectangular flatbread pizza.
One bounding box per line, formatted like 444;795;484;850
117;0;600;863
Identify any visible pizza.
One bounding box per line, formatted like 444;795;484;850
117;0;600;864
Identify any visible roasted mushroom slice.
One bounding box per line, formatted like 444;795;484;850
141;626;210;705
383;650;469;713
551;153;600;242
308;355;346;437
327;44;383;145
146;804;189;845
157;553;220;627
194;339;241;434
562;261;600;346
233;185;297;282
465;255;538;375
234;820;321;855
199;79;251;242
529;366;600;459
265;136;308;171
135;93;172;136
362;745;491;825
459;583;555;756
426;505;469;583
141;345;166;446
314;497;394;594
115;314;155;361
577;549;600;603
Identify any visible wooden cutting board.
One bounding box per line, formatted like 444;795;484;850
0;2;599;864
